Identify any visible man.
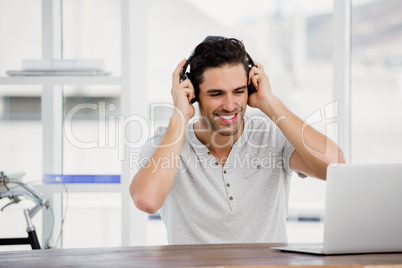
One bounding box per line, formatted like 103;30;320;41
130;37;345;244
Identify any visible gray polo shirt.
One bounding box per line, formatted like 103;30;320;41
138;115;299;244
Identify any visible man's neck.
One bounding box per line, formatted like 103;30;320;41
193;119;244;158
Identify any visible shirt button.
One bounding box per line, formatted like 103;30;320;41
226;183;230;187
257;165;261;169
207;152;211;155
215;162;219;165
229;196;233;200
223;170;227;174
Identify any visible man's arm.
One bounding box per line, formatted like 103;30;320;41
261;97;345;179
129;59;195;213
248;62;346;180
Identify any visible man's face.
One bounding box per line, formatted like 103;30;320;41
197;64;248;137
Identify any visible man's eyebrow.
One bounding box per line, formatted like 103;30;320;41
206;85;247;94
206;89;223;94
234;85;247;91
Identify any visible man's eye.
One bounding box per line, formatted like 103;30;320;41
210;93;221;97
236;90;245;94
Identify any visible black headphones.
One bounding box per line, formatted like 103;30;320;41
180;36;256;104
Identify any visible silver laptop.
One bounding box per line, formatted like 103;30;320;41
272;163;402;255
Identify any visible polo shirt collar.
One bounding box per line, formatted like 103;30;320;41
185;115;250;155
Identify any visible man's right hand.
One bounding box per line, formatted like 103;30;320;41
130;59;195;214
171;59;195;124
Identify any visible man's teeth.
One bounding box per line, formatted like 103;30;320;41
219;114;236;120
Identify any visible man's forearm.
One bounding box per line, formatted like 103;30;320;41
130;114;188;213
260;96;345;179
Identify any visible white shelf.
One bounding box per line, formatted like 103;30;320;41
35;183;123;194
0;76;122;85
2;0;148;247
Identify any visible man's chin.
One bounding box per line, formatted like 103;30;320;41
216;131;235;137
215;126;240;137
214;115;244;136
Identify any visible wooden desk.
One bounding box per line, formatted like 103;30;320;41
0;243;401;268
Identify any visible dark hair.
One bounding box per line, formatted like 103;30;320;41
188;37;251;102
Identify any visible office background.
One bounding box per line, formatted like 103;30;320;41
0;0;401;250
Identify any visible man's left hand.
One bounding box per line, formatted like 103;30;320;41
247;62;279;119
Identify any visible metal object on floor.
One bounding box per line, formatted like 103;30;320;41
0;171;49;249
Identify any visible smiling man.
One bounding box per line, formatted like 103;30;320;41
197;64;246;136
130;36;345;244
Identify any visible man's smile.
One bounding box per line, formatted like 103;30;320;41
216;113;238;124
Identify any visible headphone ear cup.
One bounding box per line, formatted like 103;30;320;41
248;84;256;96
186;72;198;104
181;58;192;82
246;52;256;96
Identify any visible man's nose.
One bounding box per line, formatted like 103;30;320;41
221;94;237;112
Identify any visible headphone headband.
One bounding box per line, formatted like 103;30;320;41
181;36;256;103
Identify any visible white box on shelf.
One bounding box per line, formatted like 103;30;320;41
22;59;105;71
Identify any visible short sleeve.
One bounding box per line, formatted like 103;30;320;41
283;139;296;177
283;140;308;179
137;126;167;168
